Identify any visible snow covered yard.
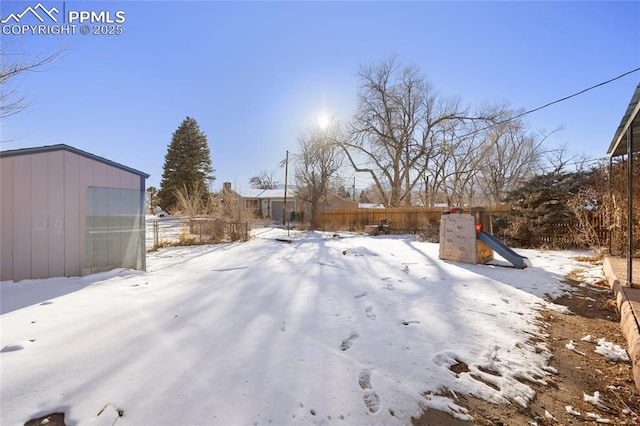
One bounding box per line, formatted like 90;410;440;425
1;229;601;425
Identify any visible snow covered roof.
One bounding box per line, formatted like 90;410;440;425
359;203;385;209
234;187;293;199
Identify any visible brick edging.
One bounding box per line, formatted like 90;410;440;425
603;257;640;390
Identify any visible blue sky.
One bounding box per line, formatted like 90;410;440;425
1;1;639;190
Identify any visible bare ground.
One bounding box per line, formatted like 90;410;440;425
413;268;640;426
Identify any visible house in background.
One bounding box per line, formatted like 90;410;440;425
222;182;297;222
321;191;359;211
0;144;149;281
221;182;358;223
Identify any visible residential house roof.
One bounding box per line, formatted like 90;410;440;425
233;187;295;199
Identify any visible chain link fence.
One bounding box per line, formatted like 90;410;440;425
146;216;249;250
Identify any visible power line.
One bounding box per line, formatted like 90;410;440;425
461;66;640;139
343;68;640;188
511;67;640;121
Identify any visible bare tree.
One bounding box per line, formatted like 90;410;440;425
249;170;278;189
475;107;548;204
419;111;488;207
1;41;65;121
542;141;591;174
339;57;474;206
294;119;344;226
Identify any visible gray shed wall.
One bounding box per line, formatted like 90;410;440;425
0;149;145;281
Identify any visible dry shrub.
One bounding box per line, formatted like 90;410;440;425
160;183;252;247
566;190;607;251
566;159;640;255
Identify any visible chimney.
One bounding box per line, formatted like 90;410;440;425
223;182;231;192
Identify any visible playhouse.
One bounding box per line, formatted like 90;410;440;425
439;208;530;269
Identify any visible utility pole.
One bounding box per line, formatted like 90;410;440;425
283;150;289;228
352;176;356;201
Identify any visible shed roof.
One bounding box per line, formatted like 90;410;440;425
0;144;150;178
607;83;640;157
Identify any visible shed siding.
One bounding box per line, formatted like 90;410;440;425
1;157;13;280
12;155;32;281
31;153;49;279
78;154;95;274
64;151;81;277
48;150;65;277
0;148;146;281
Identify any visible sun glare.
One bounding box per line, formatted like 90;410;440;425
317;113;330;129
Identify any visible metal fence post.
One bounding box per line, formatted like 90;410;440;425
153;219;159;248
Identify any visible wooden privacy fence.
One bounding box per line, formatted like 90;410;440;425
314;205;611;249
313;205;512;234
529;222;579;249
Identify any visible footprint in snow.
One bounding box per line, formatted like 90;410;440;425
365;306;376;320
363;390;381;413
358;369;372;389
353;292;368;299
358;369;380;413
280;321;286;332
340;331;359;351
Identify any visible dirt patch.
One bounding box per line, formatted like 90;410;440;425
413;274;640;425
450;360;471;375
24;413;66;426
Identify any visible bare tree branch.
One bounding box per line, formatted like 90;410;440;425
293;118;345;226
1;41;66;121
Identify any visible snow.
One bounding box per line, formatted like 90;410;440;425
583;390;601;406
0;229;607;425
566;340;586;356
566;405;581;416
584;391;613;423
595;338;630;362
586;412;611;423
575;266;606;286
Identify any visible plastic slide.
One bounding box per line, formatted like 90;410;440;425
477;231;530;269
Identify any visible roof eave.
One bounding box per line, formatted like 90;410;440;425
608;84;640;157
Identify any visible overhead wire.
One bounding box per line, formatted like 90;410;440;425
457;66;640;140
343;67;640;190
509;67;639;122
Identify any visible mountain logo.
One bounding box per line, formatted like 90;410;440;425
1;3;59;24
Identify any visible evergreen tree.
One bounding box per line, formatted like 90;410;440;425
158;117;214;212
496;170;593;247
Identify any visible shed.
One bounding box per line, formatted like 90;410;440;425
0;144;149;281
